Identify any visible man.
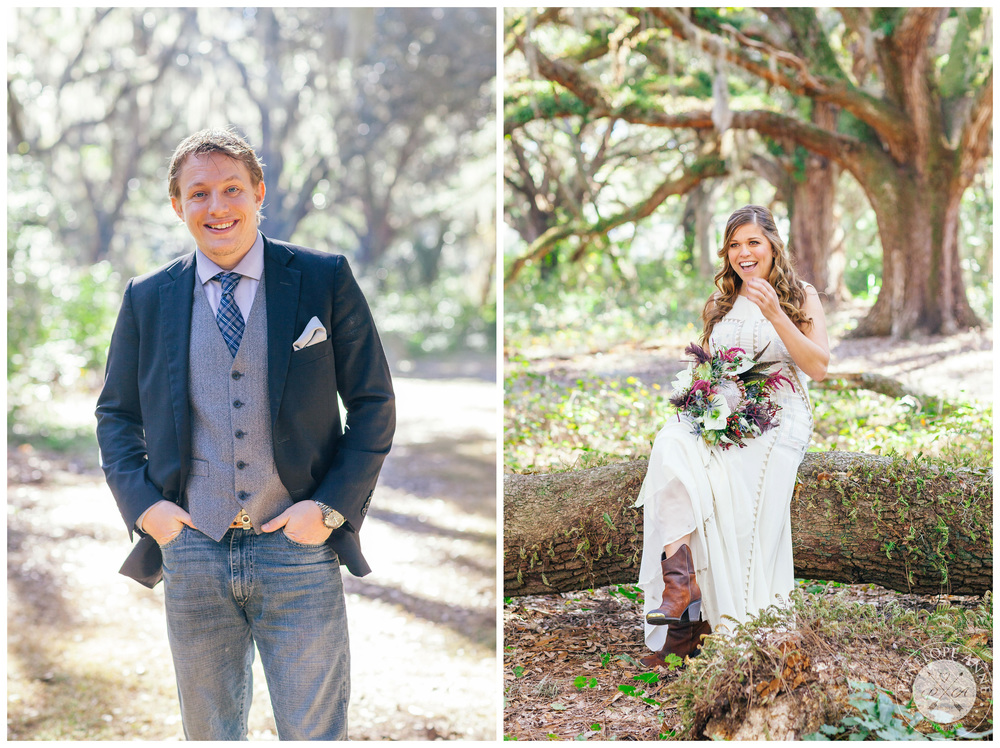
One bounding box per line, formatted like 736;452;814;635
96;128;395;740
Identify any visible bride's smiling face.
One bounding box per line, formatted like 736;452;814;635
727;223;774;287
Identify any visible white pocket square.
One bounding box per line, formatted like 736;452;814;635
293;316;327;350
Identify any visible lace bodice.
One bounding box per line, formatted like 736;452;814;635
709;295;811;409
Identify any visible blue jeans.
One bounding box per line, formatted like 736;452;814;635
160;526;349;740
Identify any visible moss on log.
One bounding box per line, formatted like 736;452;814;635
504;451;992;596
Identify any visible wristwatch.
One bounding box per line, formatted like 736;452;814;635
313;500;345;530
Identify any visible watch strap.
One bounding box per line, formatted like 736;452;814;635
313;500;345;529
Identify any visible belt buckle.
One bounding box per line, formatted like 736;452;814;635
235;510;252;529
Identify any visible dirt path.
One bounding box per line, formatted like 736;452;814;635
7;373;497;741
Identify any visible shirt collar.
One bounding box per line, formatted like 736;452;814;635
196;231;265;285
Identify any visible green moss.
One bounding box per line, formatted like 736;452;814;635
504;90;593;131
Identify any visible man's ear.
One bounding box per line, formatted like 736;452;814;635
255;180;266;209
171;196;184;220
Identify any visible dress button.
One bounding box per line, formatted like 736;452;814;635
233;399;243;408
232;371;242;380
235;430;245;439
237;461;247;470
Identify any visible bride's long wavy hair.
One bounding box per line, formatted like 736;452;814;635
700;205;811;346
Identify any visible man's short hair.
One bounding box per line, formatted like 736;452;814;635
168;128;265;199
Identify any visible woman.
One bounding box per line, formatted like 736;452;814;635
635;204;829;668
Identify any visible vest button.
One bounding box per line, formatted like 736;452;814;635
236;461;247;470
234;430;245;439
233;399;243;408
238;491;249;500
232;371;242;380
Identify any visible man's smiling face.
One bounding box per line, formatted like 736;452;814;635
171;151;265;270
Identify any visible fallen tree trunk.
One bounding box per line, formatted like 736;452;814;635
814;371;960;412
815;371;928;402
504;452;992;597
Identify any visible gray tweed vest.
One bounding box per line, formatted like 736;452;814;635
184;272;293;541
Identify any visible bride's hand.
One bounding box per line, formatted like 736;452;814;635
744;278;782;321
745;278;831;382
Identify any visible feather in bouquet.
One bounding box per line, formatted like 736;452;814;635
668;342;793;449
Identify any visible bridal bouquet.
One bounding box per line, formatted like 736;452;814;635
669;342;792;450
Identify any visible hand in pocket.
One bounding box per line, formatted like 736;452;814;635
143;501;197;545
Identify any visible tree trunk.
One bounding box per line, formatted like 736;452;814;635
788;161;834;296
812;371;937;407
851;10;984;337
695;183;716;279
788;104;839;298
683;181;717;279
851;165;981;337
504;452;991;597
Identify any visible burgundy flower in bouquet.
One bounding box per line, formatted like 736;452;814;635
668;342;793;449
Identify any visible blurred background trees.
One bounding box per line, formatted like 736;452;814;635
8;7;496;426
504;7;992;341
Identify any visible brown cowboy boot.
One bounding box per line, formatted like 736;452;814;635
645;544;702;625
638;619;712;669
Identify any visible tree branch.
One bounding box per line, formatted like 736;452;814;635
890;8;946;159
504;154;727;286
837;7;878;83
505;133;542;210
285;160;330;235
957;69;994;188
505;88;592;134
512;26;890;184
763;8;847;82
514;32;611;111
504;8;562;58
640;8;912;155
7;81;26;149
58;8;115;88
894;8;944;60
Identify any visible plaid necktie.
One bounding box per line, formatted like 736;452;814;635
213;272;245;357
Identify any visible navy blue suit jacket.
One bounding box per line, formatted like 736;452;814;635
96;236;395;587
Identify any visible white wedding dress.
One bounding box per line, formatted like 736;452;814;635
635;294;814;652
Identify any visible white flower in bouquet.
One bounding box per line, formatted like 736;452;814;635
672;367;693;393
670;341;791;450
702;393;731;430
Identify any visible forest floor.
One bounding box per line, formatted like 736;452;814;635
504;314;993;740
7;355;498;741
503;584;991;741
